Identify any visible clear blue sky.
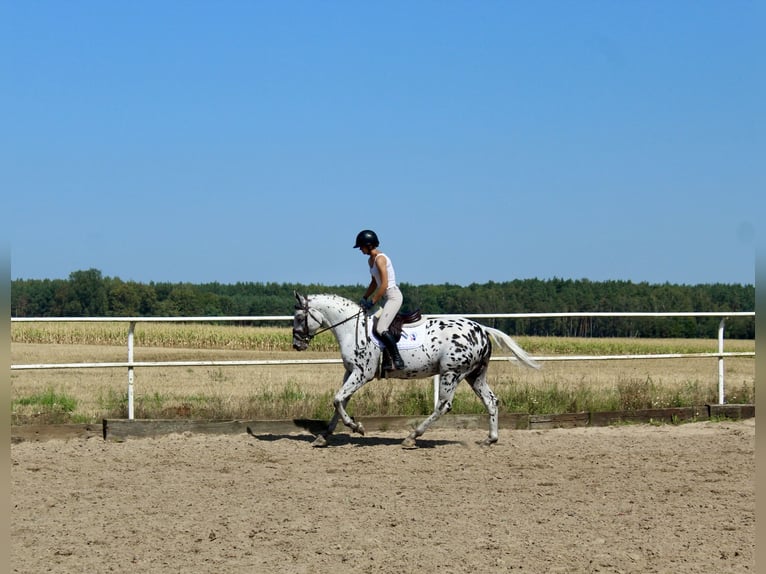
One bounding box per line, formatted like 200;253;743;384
3;1;762;287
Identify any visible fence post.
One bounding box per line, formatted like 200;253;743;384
718;318;726;405
128;321;136;420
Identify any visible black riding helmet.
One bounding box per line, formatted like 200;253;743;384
353;229;379;248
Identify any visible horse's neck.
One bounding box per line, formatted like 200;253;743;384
312;295;366;355
312;295;351;324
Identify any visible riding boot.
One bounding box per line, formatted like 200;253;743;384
379;331;405;370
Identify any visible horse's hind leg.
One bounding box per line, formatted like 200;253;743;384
401;372;460;449
467;366;499;446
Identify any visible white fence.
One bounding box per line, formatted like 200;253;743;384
11;311;755;419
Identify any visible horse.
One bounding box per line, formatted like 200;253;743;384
292;292;540;448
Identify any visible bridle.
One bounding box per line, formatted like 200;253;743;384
293;297;365;345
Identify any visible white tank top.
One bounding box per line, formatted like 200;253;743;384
370;253;397;289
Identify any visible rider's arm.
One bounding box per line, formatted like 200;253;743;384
370;256;388;304
363;278;377;300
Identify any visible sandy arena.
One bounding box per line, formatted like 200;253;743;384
11;419;754;573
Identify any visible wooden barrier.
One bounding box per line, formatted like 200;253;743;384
9;404;754;443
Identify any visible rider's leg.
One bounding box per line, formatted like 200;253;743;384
379;330;405;370
376;287;404;370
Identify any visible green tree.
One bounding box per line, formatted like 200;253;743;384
107;278;142;316
66;269;108;316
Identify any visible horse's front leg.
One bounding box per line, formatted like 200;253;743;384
312;368;369;447
311;409;341;448
333;380;367;436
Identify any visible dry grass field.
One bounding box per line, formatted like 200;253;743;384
10;323;754;424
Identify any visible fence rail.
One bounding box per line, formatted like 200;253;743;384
11;311;755;419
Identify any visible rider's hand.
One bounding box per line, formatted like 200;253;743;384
359;298;373;311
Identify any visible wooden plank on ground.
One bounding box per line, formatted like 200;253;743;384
103;419;299;441
590;407;707;427
287;413;529;433
11;423;103;443
104;414;511;440
501;413;531;430
529;412;590;430
708;404;755;420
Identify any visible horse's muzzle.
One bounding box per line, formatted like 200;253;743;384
292;338;308;351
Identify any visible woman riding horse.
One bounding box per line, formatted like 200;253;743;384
354;229;405;370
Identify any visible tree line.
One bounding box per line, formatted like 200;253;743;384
11;268;755;339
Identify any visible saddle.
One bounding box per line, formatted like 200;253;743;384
374;308;422;342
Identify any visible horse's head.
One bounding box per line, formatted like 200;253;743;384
292;291;323;351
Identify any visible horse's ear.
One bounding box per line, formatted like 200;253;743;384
294;291;305;306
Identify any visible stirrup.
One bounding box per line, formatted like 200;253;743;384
381;351;396;371
386;353;405;371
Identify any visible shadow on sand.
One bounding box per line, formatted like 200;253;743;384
246;422;462;449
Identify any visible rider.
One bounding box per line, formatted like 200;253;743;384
354;229;406;370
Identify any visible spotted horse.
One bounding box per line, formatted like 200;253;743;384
292;292;540;448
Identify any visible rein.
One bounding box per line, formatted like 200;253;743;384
295;299;365;343
311;310;364;338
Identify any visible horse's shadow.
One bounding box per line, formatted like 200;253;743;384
246;420;461;449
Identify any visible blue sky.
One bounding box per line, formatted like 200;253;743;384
3;1;762;287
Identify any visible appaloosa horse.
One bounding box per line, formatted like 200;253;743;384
292;292;540;448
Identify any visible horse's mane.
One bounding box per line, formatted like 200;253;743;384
309;293;357;306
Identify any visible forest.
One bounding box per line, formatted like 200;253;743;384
10;268;755;339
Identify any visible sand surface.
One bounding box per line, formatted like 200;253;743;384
11;419;754;573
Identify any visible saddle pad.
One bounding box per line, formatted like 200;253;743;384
368;321;427;351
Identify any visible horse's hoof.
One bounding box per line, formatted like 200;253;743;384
478;437;498;447
354;422;366;436
312;435;328;448
401;437;418;449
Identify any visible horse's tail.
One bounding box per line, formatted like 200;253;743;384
483;327;541;370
